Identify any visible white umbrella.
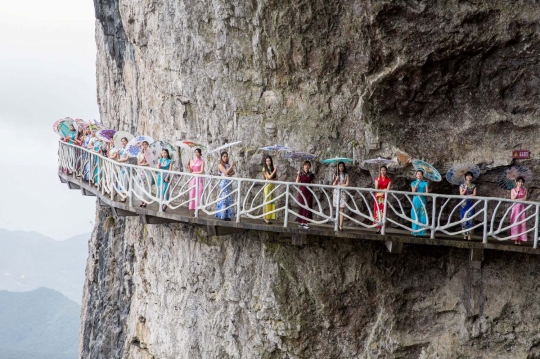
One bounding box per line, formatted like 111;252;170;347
211;141;242;154
113;131;134;149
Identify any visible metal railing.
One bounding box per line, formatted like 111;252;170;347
58;141;540;248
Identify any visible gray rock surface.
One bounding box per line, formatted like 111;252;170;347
82;0;540;357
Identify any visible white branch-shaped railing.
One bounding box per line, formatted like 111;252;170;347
58;141;540;248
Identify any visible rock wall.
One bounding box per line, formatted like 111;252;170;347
82;1;540;358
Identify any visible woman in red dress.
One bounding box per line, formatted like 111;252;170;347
374;166;392;233
296;161;315;229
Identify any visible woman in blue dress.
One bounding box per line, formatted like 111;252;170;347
215;152;236;221
459;171;477;241
411;170;429;236
112;137;130;202
92;138;103;185
157;149;172;211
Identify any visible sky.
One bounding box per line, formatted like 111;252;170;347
0;1;99;239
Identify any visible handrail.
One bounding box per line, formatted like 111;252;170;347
58;141;540;248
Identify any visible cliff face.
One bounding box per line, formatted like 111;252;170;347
82;1;540;358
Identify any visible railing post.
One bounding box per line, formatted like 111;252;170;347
236;180;242;222
483;200;489;244
158;171;163;213
534;205;539;249
430;196;437;239
129;167;133;207
334;188;341;232
381;190;388;235
195;175;200;218
110;163;114;201
284;184;290;228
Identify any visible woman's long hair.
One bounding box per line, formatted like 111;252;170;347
263;156;275;178
220;151;229;166
336;161;347;177
162;149;170;159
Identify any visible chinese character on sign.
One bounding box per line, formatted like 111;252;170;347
512;150;530;159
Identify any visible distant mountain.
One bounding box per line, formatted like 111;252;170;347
0;229;89;303
0;288;80;359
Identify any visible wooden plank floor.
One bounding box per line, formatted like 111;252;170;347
60;171;539;255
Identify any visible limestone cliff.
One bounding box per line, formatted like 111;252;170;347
81;1;540;358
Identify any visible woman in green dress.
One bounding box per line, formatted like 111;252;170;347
411;170;429;237
262;156;278;224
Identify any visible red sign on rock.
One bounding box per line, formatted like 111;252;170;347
512;150;530;159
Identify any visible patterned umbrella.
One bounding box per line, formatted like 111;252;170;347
151;141;176;156
211;141;242;154
175;140;206;150
446;163;481;185
125;143;141;158
412;159;442;182
52;119;64;135
321;157;354;164
96;129;116;142
128;135;155;147
363;157;394;166
113;131;134;148
497;166;533;190
56;119;78;137
259;145;294;152
285;151;316;160
74;118;89;130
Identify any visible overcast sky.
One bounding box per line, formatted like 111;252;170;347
0;1;98;239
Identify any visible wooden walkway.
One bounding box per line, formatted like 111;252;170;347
59;171;540;260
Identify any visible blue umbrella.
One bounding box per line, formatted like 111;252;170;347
412;159;442;182
321;157;353;164
446;163;480;185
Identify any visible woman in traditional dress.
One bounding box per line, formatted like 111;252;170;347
136;141;152;208
188;148;205;214
113;137;129;202
157;149;172;212
262;156;278;224
411;170;429;237
332;161;349;231
215;152;236;221
63;124;77;144
296;161;315;229
83;130;95;181
374;166;392;234
510;176;528;245
459;171;477;240
91;137;103;186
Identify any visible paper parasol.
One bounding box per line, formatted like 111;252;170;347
363;157;394;166
412;159;442;182
113;131;134;149
151;141;176;156
497;166;533;190
52;119;63;135
74;118;89;130
446;163;481;185
128;135;155;147
284;151;316;160
211;140;242;154
259;145;294;152
96;129;116;142
125;143;141;158
175;140;206;150
321;157;354;164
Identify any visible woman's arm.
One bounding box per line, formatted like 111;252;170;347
296;171;301;183
459;186;466;196
425;185;429;193
511;189;517;200
225;162;235;176
524;189;528;201
374;178;379;190
387;181;392;190
343;174;350;187
472;187;477;196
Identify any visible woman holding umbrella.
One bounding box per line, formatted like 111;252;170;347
374;166;392;234
262;156;278;224
411;170;429;237
332;161;349;231
157;149;172;212
188;148;205;215
510;177;528;244
215;152;236;221
296;161;315;229
459;171;477;240
135;141;152;208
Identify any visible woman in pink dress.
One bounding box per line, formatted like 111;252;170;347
374;166;392;234
510;176;528;245
188;148;205;213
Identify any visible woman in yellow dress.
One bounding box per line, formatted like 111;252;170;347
262;156;278;224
